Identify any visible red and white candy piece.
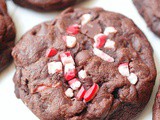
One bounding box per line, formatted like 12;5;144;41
104;39;115;49
127;73;138;84
93;34;107;48
84;83;99;102
81;14;92;25
63;36;77;48
46;48;57;57
66;24;80;35
65;88;74;98
64;63;76;81
78;70;87;79
60;51;75;65
93;48;114;62
76;86;86;100
68;78;81;90
118;63;130;76
34;85;49;93
104;27;117;35
48;61;62;74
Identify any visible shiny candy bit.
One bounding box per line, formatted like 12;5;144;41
76;86;86;100
84;83;99;102
46;48;57;57
93;34;107;48
65;88;74;98
93;48;114;62
64;36;77;48
60;51;75;65
66;24;80;35
64;63;76;81
104;27;117;35
78;70;87;79
104;39;115;49
48;62;62;74
68;78;81;90
81;14;92;25
118;63;130;76
127;73;138;84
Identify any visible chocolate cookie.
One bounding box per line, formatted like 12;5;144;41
0;0;15;72
153;86;160;120
133;0;160;37
13;0;80;11
12;7;157;120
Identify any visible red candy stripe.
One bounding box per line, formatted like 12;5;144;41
66;24;80;35
46;48;57;57
76;86;86;100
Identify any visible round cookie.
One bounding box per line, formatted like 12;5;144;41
0;0;16;72
12;7;156;120
13;0;80;11
153;86;160;120
133;0;160;37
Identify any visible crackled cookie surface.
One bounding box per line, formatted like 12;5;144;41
12;8;156;120
133;0;160;37
0;0;15;72
13;0;80;11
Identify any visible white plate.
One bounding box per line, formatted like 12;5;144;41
0;0;159;120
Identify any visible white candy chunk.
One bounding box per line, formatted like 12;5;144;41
48;62;62;74
65;88;74;98
118;63;130;76
81;14;92;25
70;81;81;90
93;48;114;62
64;63;75;74
104;39;115;49
104;27;117;35
65;36;77;48
78;70;87;79
60;52;75;65
127;73;138;84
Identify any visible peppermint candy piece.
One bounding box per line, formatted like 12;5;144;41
64;63;76;81
93;47;114;62
78;70;87;79
65;88;74;98
46;48;57;57
104;39;115;49
68;78;81;90
104;27;117;35
81;14;92;25
60;51;75;65
64;36;77;48
48;61;62;74
66;24;80;35
118;63;130;76
127;73;138;84
93;34;107;48
76;86;86;100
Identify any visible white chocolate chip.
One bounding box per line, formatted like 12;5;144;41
65;88;74;98
118;63;130;76
104;39;115;49
93;47;114;62
104;27;117;35
65;36;77;48
70;81;81;90
81;14;92;25
127;73;138;84
48;62;62;74
78;70;87;79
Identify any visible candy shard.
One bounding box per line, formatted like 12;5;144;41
64;36;77;48
127;73;138;84
104;27;117;35
66;24;80;35
65;88;74;98
48;61;62;74
93;47;114;62
81;14;92;25
46;48;57;57
78;70;87;79
60;51;75;65
68;78;81;90
104;39;115;49
118;63;130;76
64;63;76;81
76;86;86;100
93;34;107;48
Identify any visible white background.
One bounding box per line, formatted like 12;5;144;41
0;0;160;120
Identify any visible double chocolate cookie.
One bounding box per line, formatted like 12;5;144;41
12;7;156;120
133;0;160;37
0;0;15;72
13;0;80;11
153;86;160;120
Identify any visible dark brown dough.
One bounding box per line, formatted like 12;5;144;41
12;7;157;120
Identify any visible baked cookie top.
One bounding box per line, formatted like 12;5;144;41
12;8;156;120
0;0;15;72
